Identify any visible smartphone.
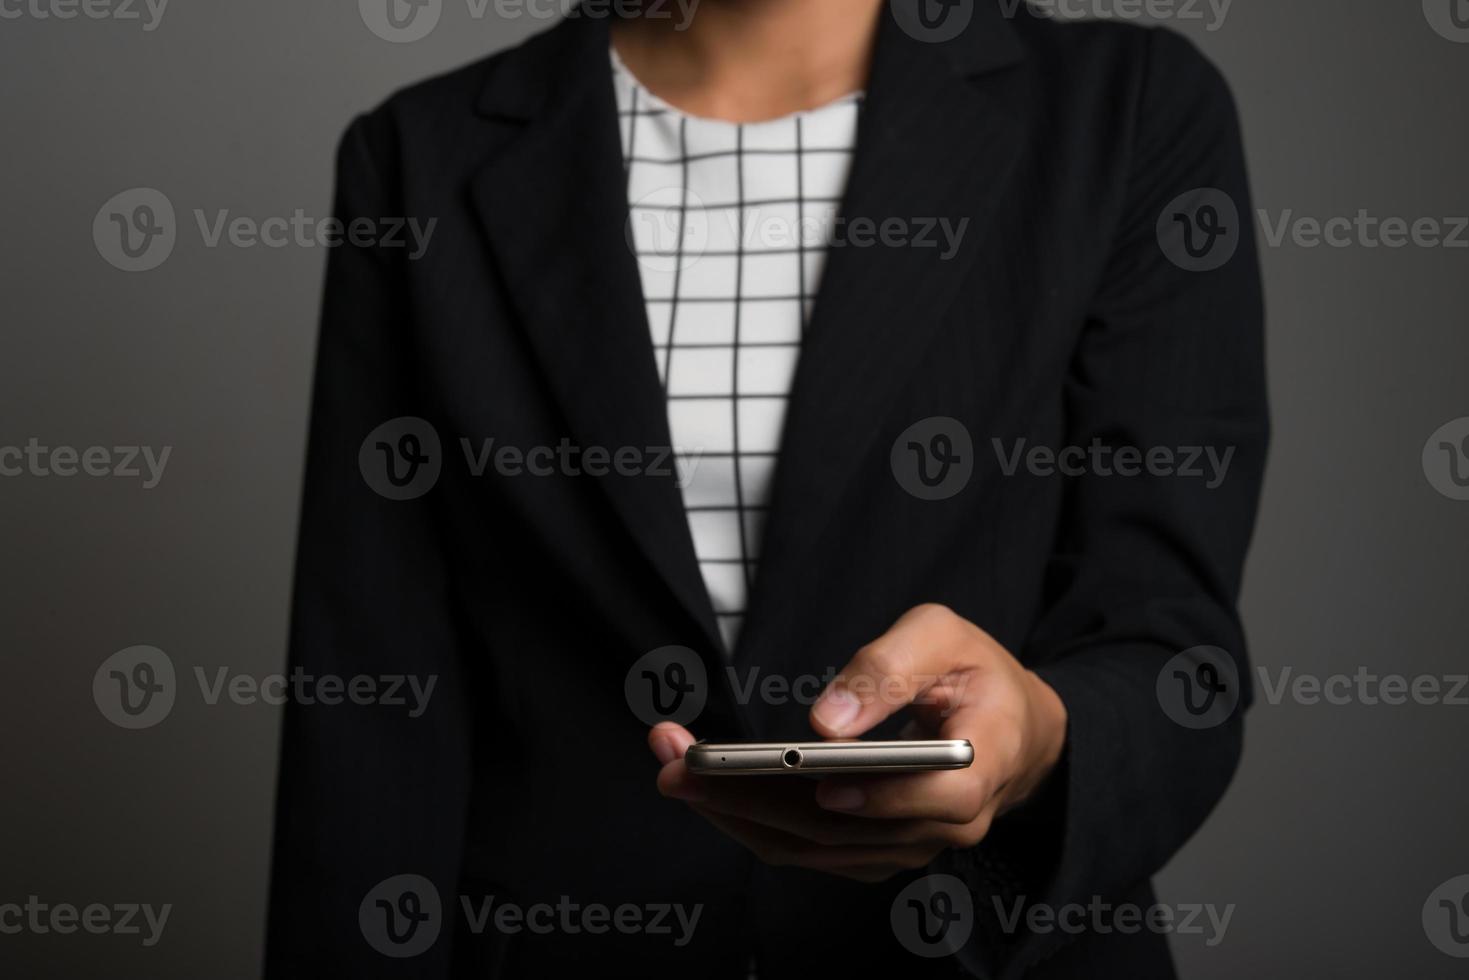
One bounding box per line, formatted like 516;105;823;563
684;739;973;776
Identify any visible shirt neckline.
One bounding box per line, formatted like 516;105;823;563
610;44;863;127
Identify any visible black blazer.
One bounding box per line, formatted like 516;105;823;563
267;4;1267;978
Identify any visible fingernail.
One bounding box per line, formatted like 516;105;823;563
817;784;866;812
652;734;679;766
813;687;861;733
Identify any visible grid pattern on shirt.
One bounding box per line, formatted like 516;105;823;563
612;50;861;653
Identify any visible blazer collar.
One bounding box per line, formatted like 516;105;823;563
468;4;1030;666
733;4;1031;681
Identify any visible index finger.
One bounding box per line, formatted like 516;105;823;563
809;604;978;738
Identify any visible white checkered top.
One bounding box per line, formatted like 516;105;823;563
613;47;862;653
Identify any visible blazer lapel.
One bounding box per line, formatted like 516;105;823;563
469;18;723;654
735;5;1029;669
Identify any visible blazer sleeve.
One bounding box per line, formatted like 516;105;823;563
975;28;1269;977
265;113;472;978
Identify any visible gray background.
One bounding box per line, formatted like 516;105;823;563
2;1;1466;976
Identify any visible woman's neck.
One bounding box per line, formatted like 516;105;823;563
611;0;884;123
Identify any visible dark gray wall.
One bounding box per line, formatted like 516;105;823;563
2;1;1466;976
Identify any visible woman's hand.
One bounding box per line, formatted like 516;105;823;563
649;604;1069;883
